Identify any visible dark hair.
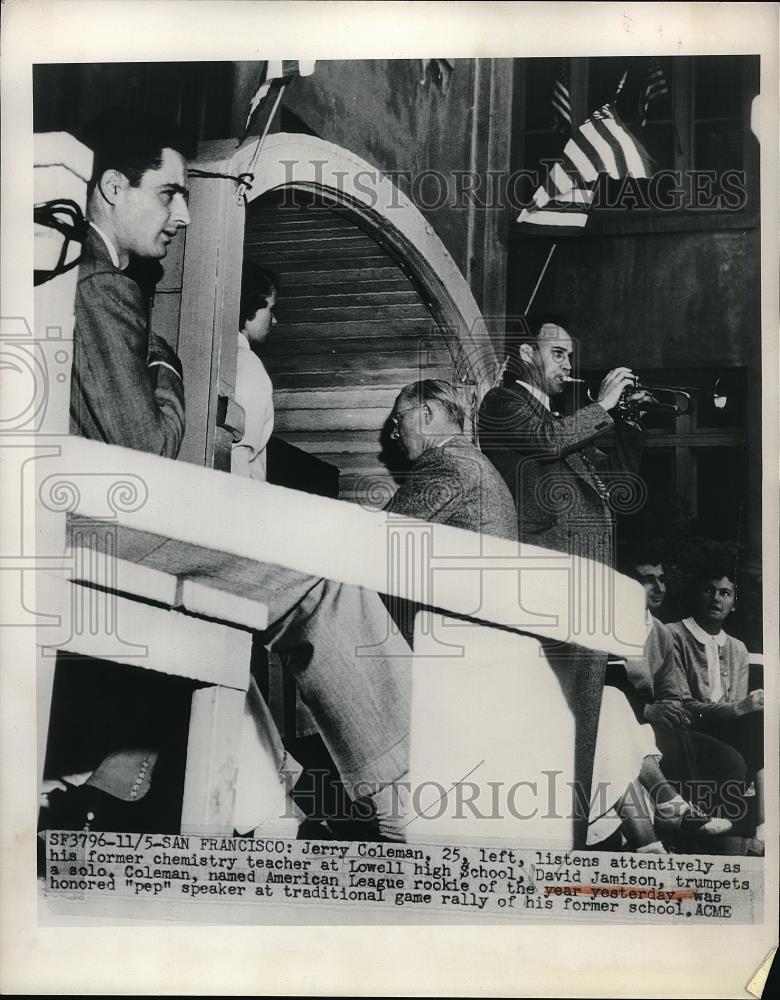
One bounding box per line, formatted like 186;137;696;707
502;313;572;387
690;556;737;589
617;538;667;578
678;540;737;610
396;379;466;429
79;108;191;196
239;260;279;329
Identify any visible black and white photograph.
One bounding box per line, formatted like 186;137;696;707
2;1;778;996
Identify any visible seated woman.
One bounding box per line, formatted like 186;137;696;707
607;545;747;847
667;555;764;855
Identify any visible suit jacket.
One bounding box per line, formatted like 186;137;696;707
479;384;646;846
70;228;185;458
386;437;517;541
615;614;686;723
478;384;646;566
382;437;516;647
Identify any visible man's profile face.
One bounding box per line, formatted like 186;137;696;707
526;324;574;397
390;396;426;462
114;147;190;260
633;562;666;613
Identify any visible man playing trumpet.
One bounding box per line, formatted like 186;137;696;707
478;315;650;845
478;314;648;568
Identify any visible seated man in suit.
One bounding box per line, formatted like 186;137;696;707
382;378;517;644
386;379;517;540
43;109;411;840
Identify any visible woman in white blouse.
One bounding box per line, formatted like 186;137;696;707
232;260;279;482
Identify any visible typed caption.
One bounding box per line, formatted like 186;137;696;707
44;831;763;923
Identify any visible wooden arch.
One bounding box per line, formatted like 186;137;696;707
173;133;497;469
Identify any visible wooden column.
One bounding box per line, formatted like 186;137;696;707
181;686;247;835
177;141;248;470
465;59;515;351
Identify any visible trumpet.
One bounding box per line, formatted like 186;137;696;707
561;376;727;418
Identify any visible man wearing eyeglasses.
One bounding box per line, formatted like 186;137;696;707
383;380;516;646
386;379;517;539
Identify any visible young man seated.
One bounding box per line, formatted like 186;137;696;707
617;543;748;845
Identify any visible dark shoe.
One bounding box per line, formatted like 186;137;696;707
38;749;168;834
657;803;713;835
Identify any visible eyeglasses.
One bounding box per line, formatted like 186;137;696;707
389;403;424;440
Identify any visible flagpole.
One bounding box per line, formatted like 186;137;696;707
237;82;288;203
524;243;557;316
494;241;557;388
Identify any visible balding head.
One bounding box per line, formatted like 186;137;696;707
390;379;466;461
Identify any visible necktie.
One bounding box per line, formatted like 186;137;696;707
579;452;610;501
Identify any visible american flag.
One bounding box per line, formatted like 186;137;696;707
551;60;572;132
517;103;653;232
640;58;669;126
246;60;317;129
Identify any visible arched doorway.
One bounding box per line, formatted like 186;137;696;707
245;187;473;504
166;133;498;480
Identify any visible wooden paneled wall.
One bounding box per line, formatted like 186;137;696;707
244;193;467;505
152;225;186;354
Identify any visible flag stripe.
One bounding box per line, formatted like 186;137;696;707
612;107;653;172
518;207;589;228
561;149;594;185
533;187;550;208
552;83;572;122
551;59;572;130
644;77;668;101
518;102;651;232
640;59;669;124
550;162;574;197
591;115;630;177
562;138;600;183
580;120;620;179
536;181;594;208
600;115;649;176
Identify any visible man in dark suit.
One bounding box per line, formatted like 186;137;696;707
71;111;190;455
478;316;648;846
477;316;645;567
